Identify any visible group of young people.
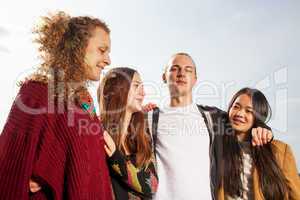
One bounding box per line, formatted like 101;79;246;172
0;11;299;200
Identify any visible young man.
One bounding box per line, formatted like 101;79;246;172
148;53;272;200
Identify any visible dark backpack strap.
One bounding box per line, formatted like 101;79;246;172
196;104;220;200
196;104;214;143
151;107;160;150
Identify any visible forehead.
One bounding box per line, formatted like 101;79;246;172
168;55;195;67
89;27;111;47
234;94;252;107
132;72;142;82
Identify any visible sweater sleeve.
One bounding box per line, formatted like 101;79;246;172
282;144;300;200
108;149;158;198
31;112;69;199
0;82;50;200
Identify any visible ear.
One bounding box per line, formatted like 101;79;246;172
162;73;167;83
191;75;197;87
193;67;198;83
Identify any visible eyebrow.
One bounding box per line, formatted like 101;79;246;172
99;46;111;52
235;102;253;109
170;65;195;69
133;80;142;84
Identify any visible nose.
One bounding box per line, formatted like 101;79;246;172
139;85;145;97
177;68;186;77
236;109;246;118
103;54;111;67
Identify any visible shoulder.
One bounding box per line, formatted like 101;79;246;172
271;139;288;150
271;140;294;165
271;140;300;196
19;79;48;97
271;139;292;156
197;105;228;121
197;105;226;114
271;139;296;156
15;80;49;108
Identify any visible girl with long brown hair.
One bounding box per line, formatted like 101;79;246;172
98;67;158;200
219;88;300;200
0;11;113;199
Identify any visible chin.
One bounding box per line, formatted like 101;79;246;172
129;106;141;114
236;127;249;134
89;75;101;81
136;107;143;112
135;105;143;112
232;125;243;132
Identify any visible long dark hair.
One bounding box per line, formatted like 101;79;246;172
98;67;152;168
223;87;288;199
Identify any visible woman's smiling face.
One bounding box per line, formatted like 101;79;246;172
229;94;255;136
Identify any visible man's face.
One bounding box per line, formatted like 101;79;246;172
84;27;111;81
164;55;197;97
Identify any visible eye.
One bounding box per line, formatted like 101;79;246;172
246;109;253;114
98;47;106;53
133;83;140;88
170;67;178;72
233;105;239;109
185;68;193;73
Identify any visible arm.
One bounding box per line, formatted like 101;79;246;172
282;144;300;200
217;107;273;146
0;82;47;199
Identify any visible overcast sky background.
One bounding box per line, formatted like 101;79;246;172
1;0;299;170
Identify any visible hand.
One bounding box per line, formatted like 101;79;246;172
251;127;273;146
142;103;157;112
29;179;41;193
103;131;116;157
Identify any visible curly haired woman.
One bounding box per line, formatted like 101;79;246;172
0;12;113;200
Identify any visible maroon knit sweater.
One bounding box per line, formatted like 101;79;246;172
0;81;113;200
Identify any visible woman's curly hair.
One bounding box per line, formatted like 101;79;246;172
30;11;110;102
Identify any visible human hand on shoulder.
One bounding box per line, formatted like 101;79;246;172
142;103;157;113
251;127;273;146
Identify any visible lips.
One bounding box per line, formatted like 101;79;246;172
135;96;144;105
96;64;104;69
175;80;187;85
135;98;144;102
232;117;246;124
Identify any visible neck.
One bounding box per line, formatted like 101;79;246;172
122;110;132;134
170;94;193;107
237;131;251;142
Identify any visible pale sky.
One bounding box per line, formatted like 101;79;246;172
1;0;299;169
